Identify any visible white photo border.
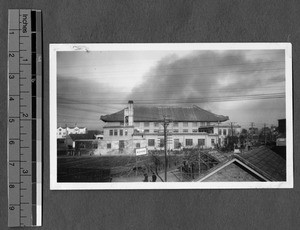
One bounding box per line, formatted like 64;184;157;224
50;43;293;190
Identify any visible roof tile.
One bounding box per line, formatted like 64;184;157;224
101;105;228;122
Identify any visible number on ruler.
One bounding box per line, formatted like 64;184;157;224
9;140;15;145
8;53;15;57
9;97;14;101
9;118;15;123
9;206;15;211
9;74;15;79
22;113;28;117
9;184;15;189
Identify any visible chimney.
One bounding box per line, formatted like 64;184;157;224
128;100;134;126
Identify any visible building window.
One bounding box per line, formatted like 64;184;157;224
148;139;155;146
154;122;159;127
192;122;197;127
136;143;140;148
174;139;180;149
120;129;123;136
207;122;211;126
211;139;215;145
218;129;222;135
154;129;159;133
159;138;164;147
173;122;178;127
186;139;193;146
120;122;124;126
107;143;111;149
125;130;128;136
183;122;188;127
183;129;188;133
223;129;227;136
144;129;149;133
192;129;198;133
134;122;140;127
198;139;205;146
144;122;150;127
173;129;179;133
109;130;113;136
114;129;118;136
119;140;125;150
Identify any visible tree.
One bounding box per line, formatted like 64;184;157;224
221;135;239;152
239;129;248;144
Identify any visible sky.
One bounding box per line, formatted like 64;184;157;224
57;48;286;130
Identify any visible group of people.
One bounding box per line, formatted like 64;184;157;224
143;172;157;182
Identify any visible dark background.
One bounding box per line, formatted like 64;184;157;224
0;1;299;229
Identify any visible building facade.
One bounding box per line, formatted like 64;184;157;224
95;101;237;156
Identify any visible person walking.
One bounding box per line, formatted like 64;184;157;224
143;173;148;182
152;172;157;182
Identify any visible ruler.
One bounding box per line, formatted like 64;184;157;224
7;9;42;227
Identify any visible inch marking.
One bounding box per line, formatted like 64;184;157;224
8;9;42;227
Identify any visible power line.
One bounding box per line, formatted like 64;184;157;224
57;92;285;104
57;60;284;74
57;85;284;96
58;67;285;78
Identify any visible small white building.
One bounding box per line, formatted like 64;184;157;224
57;126;87;138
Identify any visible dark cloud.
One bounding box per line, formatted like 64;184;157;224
127;50;285;126
128;50;285;103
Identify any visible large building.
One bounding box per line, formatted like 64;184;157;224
95;101;240;156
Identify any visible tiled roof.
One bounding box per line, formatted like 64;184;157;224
57;126;86;129
197;147;286;182
100;105;229;122
235;147;286;181
205;150;229;163
68;133;96;141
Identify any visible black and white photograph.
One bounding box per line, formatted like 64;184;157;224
50;43;293;189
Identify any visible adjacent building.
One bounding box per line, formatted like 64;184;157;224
96;101;236;155
196;146;286;182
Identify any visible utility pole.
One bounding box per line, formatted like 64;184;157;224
250;122;254;142
230;122;234;137
217;120;220;147
162;115;170;182
198;151;201;176
264;123;266;146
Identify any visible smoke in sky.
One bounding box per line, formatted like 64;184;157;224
127;50;285;127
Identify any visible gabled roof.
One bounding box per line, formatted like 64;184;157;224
235;147;286;181
68;133;96;141
100;105;228;122
67;126;86;129
197;147;286;182
57;126;86;129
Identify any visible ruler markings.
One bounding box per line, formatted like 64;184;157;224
8;9;42;227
